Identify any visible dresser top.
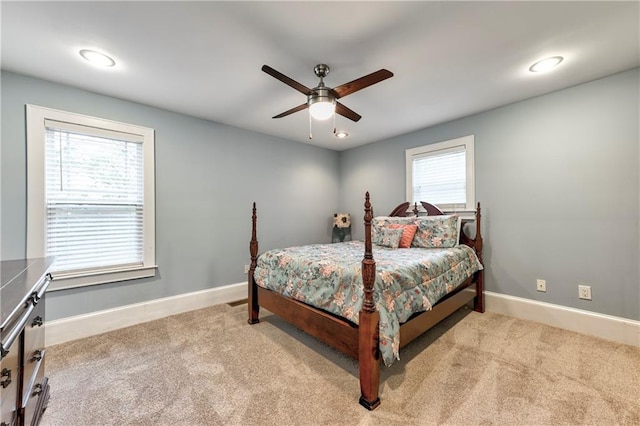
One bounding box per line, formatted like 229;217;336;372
1;257;55;329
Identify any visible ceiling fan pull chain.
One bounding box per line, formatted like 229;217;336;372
308;110;313;140
333;112;336;135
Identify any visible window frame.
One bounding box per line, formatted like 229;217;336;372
405;134;476;214
26;104;156;291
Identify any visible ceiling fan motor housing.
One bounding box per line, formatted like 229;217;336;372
308;86;335;107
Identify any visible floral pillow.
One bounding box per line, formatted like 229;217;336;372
372;216;415;243
411;215;461;248
388;224;418;248
372;226;404;249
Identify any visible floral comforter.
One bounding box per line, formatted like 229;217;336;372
254;241;483;366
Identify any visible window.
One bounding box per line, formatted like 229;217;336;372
27;105;156;291
406;135;475;212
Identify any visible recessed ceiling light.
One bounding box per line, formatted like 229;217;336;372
529;56;563;73
79;49;116;67
335;131;349;139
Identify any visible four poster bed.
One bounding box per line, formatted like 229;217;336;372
247;192;484;410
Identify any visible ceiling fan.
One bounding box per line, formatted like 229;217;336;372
262;63;393;138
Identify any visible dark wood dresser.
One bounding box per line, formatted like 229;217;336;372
1;258;54;426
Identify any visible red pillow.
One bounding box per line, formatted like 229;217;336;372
388;224;418;248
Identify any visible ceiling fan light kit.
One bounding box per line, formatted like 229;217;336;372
262;63;393;138
308;88;336;120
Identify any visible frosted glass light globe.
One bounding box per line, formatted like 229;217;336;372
309;101;335;120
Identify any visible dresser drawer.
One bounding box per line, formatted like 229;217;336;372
0;258;53;426
22;301;45;386
1;350;18;426
22;297;46;426
0;406;17;426
22;367;46;426
1;309;21;426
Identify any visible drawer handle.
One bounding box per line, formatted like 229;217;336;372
0;368;11;388
32;275;51;305
31;316;43;328
0;303;36;359
32;349;43;362
32;383;42;397
39;274;52;296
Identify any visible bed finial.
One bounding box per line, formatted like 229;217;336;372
475;202;483;264
251;202;257;242
363;192;372;260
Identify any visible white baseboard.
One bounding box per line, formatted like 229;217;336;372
46;286;640;348
485;291;640;347
45;282;246;347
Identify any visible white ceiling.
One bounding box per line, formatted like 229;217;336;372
2;1;638;151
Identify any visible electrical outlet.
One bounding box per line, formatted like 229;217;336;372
578;285;592;300
536;279;546;292
244;264;250;274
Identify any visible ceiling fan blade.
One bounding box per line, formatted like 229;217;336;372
332;69;394;99
262;65;313;96
336;102;361;122
272;103;308;119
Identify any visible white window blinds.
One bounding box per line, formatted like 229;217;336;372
411;146;466;209
406;135;475;212
44;119;145;273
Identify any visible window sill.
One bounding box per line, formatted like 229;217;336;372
404;207;476;220
48;265;157;292
444;210;476;221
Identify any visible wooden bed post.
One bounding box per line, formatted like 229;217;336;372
248;202;260;324
473;202;485;313
358;192;381;410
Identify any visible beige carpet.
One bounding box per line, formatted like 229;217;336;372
41;303;639;425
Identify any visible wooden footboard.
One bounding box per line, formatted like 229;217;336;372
247;193;484;411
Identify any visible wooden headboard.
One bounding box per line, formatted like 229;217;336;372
388;201;445;217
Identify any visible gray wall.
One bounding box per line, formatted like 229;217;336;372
3;69;638;323
1;71;340;321
340;68;639;321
